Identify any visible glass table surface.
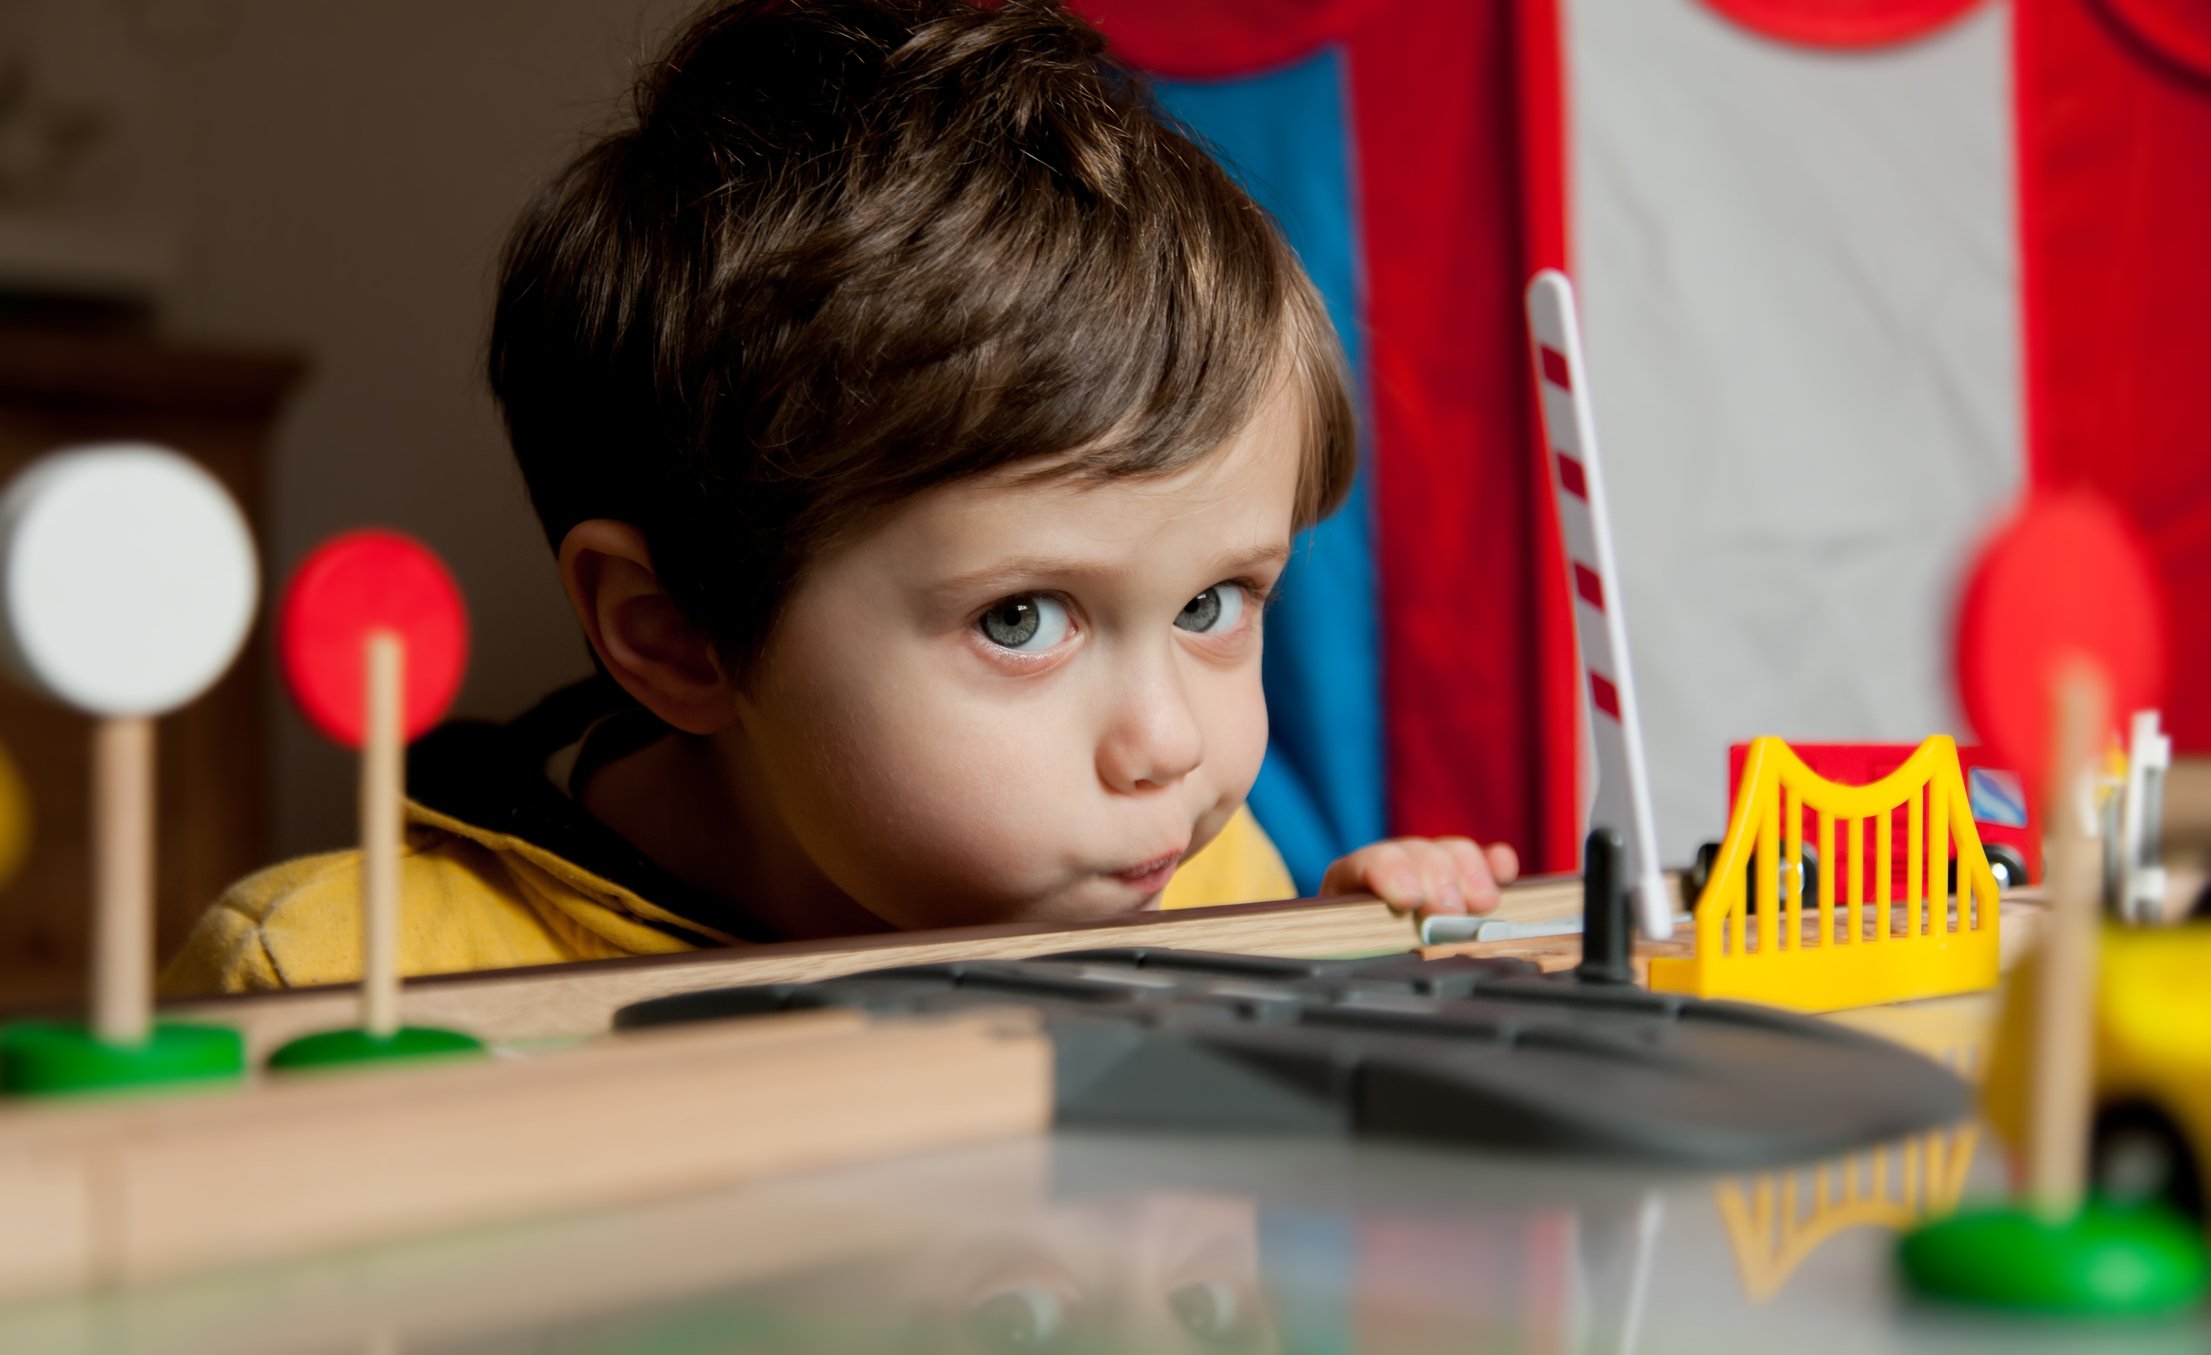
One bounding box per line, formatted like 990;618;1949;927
1;1119;2201;1355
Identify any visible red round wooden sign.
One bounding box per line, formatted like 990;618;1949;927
1699;0;1986;48
278;530;468;748
1955;492;2165;800
2102;0;2211;81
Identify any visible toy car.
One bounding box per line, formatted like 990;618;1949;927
1682;742;2037;911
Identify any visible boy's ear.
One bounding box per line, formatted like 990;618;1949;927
558;520;736;735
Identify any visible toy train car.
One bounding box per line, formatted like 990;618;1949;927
1684;742;2037;910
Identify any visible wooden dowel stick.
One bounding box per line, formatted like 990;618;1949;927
90;715;155;1046
2029;662;2107;1220
361;631;404;1038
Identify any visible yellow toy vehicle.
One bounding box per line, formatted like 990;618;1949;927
1984;924;2211;1222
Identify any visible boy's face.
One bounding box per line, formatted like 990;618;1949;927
732;387;1303;929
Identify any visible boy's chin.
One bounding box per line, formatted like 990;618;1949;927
874;877;1161;932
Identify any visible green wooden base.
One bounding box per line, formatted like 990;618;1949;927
1900;1202;2209;1318
0;1020;245;1095
268;1026;486;1071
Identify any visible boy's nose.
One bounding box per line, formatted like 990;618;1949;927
1095;663;1204;794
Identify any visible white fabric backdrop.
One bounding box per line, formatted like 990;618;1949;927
1568;0;2023;861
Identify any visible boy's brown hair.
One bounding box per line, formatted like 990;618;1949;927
489;0;1356;678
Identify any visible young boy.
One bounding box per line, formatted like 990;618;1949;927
162;0;1516;996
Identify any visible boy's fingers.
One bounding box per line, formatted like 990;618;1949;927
1327;837;1520;918
1486;841;1520;886
1400;838;1468;917
1326;844;1397;897
1370;839;1423;915
1440;837;1502;914
1325;841;1421;910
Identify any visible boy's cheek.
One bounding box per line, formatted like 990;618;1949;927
836;707;1172;920
775;668;1268;927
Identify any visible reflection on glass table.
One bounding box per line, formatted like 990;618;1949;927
6;1123;2209;1355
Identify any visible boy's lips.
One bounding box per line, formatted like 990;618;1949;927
1111;851;1183;893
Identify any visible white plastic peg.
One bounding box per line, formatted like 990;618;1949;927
2118;709;2170;925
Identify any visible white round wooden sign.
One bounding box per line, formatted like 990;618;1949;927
0;444;259;717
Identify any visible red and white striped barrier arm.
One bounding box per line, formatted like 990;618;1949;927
1526;270;1672;940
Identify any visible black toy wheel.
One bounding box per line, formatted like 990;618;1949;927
1684;841;1720;911
1949;842;2031;894
2091;1101;2204;1221
1680;840;1817;913
1984;843;2029;890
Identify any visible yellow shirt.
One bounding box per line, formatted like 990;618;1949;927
159;800;1295;996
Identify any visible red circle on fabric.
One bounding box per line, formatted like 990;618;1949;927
278;529;469;748
1954;493;2166;801
1698;0;1987;48
1072;0;1383;78
2100;0;2211;80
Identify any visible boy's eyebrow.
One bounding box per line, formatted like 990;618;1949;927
933;542;1293;595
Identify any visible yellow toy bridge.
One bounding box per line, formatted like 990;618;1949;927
1647;735;2001;1012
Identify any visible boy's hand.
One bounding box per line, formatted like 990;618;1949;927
1320;837;1520;919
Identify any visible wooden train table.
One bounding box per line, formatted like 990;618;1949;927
0;878;2145;1354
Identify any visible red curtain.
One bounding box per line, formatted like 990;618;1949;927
2017;0;2211;745
1079;0;1581;872
1517;0;1581;876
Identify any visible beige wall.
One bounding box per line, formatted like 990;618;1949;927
17;0;690;856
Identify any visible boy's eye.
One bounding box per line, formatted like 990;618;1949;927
978;594;1070;651
1174;583;1245;635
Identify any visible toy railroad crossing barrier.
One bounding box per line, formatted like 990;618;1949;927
1526;270;1670;941
1647;734;2000;1012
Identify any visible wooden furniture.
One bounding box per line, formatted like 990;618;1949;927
0;1007;1048;1295
2;884;1551;1299
159;878;1585;1061
150;872;2043;1065
0;877;2039;1301
0;323;302;1009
